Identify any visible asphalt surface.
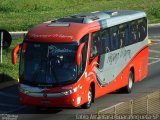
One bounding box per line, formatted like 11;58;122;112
148;25;160;39
0;26;160;120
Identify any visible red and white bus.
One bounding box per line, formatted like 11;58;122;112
12;10;148;108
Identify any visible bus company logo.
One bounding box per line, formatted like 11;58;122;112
43;93;48;98
48;45;74;54
31;34;73;40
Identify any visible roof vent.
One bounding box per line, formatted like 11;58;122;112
56;18;84;23
91;16;99;20
111;12;118;16
48;22;70;27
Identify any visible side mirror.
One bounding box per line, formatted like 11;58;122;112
12;44;21;64
76;43;85;65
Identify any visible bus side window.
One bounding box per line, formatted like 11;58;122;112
100;29;110;53
110;26;119;51
124;24;129;46
90;32;101;60
138;18;147;41
129;21;138;44
118;24;127;48
80;34;89;68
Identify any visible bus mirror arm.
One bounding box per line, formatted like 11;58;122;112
76;43;85;65
12;44;21;64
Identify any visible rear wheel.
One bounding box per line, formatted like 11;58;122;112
124;71;134;93
81;87;93;109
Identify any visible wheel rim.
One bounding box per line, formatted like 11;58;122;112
128;73;133;89
88;90;92;105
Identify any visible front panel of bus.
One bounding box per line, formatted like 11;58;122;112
18;35;90;107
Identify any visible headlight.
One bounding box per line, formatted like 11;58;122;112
20;88;29;94
62;87;78;95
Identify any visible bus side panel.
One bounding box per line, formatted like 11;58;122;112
87;57;128;99
93;68;128;99
133;46;148;82
88;45;148;99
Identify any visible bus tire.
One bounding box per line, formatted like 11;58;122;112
124;71;134;93
81;87;93;109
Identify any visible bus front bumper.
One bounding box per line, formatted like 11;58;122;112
19;92;82;108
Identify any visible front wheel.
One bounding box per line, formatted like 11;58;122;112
81;87;93;109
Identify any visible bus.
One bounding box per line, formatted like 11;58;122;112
12;10;148;109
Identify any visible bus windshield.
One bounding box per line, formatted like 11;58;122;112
20;42;78;86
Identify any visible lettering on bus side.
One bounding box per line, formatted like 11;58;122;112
31;34;73;40
48;45;75;55
107;48;131;65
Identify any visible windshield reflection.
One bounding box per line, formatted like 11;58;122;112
20;43;78;86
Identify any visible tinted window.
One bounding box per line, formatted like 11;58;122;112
110;26;119;50
80;34;89;71
90;17;147;60
101;29;110;53
129;21;139;44
90;32;101;59
118;24;129;47
20;43;78;85
137;18;147;41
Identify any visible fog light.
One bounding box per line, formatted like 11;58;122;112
71;99;74;103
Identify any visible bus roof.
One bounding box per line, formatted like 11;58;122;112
26;10;146;43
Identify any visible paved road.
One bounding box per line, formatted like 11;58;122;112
148;25;160;39
0;27;160;120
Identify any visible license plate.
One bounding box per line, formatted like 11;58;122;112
41;100;51;104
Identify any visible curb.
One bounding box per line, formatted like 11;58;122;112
0;80;18;90
150;39;160;42
148;23;160;27
10;31;27;39
148;36;160;39
9;31;28;34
